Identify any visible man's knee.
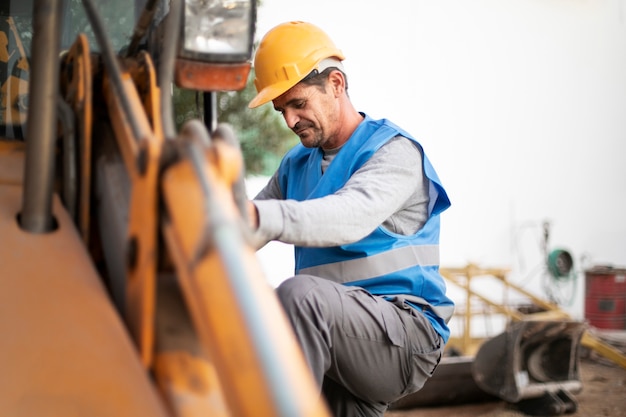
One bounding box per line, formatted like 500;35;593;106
276;274;325;311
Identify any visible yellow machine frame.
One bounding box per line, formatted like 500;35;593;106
442;264;626;369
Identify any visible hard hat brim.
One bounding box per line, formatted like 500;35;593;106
248;79;297;108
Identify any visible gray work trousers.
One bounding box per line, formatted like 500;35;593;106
276;275;443;417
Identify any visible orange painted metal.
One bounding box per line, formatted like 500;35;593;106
0;149;169;417
127;50;163;139
62;34;93;243
102;56;162;369
160;135;330;417
154;351;230;417
152;272;231;416
0;141;24;185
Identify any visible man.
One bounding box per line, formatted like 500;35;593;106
247;21;454;417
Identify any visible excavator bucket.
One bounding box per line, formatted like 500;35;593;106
472;320;586;415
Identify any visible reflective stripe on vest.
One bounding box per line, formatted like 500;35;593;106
298;244;440;283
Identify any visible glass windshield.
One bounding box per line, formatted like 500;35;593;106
0;0;137;140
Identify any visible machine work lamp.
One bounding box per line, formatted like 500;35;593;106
175;0;256;91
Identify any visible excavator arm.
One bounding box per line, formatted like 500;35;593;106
0;0;330;416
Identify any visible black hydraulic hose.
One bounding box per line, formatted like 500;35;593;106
125;0;160;57
81;0;142;142
20;0;62;233
57;97;77;221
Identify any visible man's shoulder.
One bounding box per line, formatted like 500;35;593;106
370;135;423;168
378;134;423;155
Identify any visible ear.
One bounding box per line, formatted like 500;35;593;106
327;70;346;97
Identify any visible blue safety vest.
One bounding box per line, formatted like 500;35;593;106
276;114;454;342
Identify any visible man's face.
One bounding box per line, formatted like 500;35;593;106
272;78;340;149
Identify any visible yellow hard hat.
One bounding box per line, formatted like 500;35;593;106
248;21;345;108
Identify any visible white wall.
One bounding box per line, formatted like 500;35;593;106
251;0;626;319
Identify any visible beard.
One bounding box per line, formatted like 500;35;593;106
293;121;324;148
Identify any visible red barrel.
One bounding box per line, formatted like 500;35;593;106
585;266;626;330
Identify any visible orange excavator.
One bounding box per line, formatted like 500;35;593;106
0;0;329;416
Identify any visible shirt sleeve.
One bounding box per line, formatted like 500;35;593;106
254;170;283;200
251;136;429;248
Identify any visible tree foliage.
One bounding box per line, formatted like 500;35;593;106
173;71;297;177
217;70;297;176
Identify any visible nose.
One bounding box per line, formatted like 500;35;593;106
283;109;299;130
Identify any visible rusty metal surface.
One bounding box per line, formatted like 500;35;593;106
175;59;250;91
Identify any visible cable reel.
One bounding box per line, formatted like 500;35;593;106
544;248;577;307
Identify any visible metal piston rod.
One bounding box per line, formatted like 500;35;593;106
20;0;62;233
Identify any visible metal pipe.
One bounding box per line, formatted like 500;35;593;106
20;0;63;233
159;0;183;140
203;91;217;133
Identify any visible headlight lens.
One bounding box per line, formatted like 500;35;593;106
182;0;254;62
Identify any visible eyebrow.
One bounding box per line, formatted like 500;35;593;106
274;97;304;112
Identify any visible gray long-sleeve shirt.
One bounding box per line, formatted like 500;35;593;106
252;136;430;248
